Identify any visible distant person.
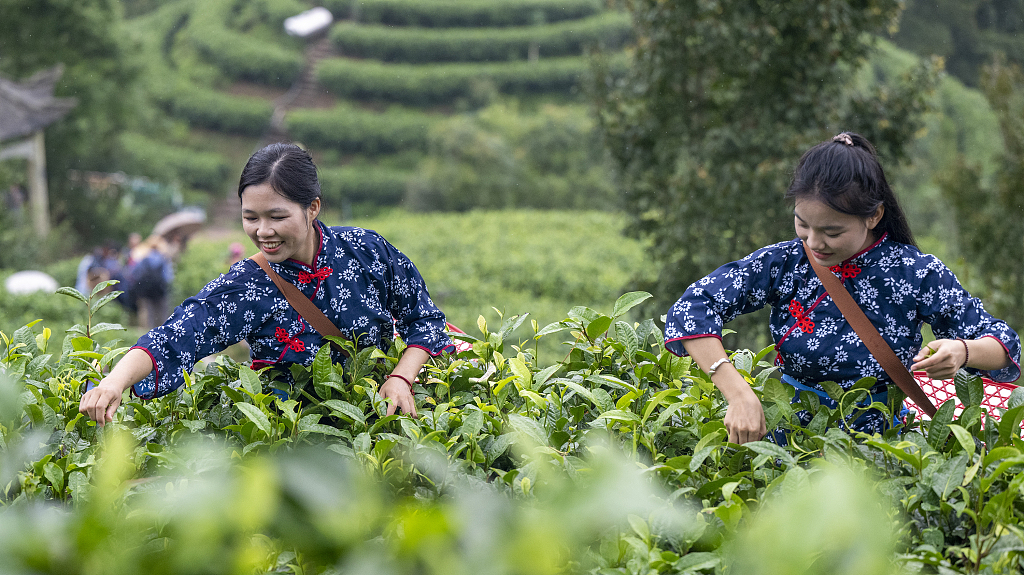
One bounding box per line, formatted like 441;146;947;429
127;235;174;330
80;143;453;427
226;242;245;268
76;242;122;296
124;232;142;266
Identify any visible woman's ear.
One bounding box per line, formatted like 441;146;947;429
307;198;321;221
867;205;884;230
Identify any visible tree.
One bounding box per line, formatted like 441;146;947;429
0;0;141;256
596;0;937;346
940;57;1024;329
892;0;1024;86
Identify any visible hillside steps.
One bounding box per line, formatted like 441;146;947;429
259;35;336;149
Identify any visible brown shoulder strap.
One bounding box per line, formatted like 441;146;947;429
251;253;349;355
802;242;937;417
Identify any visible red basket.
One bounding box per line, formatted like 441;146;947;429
903;371;1018;421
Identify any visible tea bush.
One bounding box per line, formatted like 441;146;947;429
323;0;603;28
318;165;410;206
316;55;626;106
285;106;435;155
117;133;232;192
328;12;631;63
185;0;304;87
159;88;275;137
2;286;1023;574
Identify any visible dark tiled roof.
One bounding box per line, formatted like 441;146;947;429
0;65;77;141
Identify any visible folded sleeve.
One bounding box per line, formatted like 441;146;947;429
917;255;1021;383
664;241;794;357
377;235;453;356
131;266;267;399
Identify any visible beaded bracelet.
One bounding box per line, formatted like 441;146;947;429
956;338;969;368
387;373;414;390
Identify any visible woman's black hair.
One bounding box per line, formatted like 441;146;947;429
237;143;321;209
785;132;916;247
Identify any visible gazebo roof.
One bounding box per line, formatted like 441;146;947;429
0;65;77;142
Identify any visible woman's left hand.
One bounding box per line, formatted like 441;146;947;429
912;339;968;380
380;376;418;417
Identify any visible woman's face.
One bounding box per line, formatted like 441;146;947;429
241;182;321;267
794;198;883;267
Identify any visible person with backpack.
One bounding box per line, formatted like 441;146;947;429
664;132;1020;444
126;235;175;330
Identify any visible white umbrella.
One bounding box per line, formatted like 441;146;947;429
152;209;206;239
4;270;59;295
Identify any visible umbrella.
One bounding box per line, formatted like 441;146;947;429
152;210;206;239
4;270;59;295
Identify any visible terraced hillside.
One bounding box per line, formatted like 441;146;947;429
120;0;630;212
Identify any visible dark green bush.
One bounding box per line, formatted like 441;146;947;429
329;12;630;63
286;106;434;155
317;55;625;105
117;133;232;191
319;166;410;206
161;88;275;137
186;0;304;87
323;0;602;27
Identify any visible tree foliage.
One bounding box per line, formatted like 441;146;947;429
0;0;141;251
597;0;937;343
940;57;1024;329
892;0;1024;86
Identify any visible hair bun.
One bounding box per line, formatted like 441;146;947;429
832;133;854;146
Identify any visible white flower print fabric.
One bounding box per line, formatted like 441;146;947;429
665;235;1021;392
131;222;452;399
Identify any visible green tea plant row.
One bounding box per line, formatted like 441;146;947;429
117;132;232;192
286;105;435;155
318;165;411;206
323;0;604;28
316;55;627;106
3;283;1023;573
158;87;275;137
329;12;631;63
185;0;305;87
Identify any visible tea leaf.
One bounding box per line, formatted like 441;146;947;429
928;400;956;450
953;370;985;408
236;403;272;438
611;291;652;318
55;287;88;305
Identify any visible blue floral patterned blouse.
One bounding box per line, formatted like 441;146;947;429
131;221;452;399
665;235;1021;392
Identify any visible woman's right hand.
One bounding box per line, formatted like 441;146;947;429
722;385;767;445
79;380;127;427
78;348;155;427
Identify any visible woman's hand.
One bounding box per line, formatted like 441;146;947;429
79;380;128;427
78;348;154;427
722;384;768;445
380;376;417;417
912;339;967;380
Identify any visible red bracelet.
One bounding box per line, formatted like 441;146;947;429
957;338;969;368
387;373;414;389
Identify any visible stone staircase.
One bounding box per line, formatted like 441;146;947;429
259;35;336;148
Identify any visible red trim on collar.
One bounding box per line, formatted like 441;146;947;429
843;232;887;264
286;220;326;270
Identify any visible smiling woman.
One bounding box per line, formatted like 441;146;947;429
80;143;453;425
663;132;1021;445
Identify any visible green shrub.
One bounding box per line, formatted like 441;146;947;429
328;12;630;63
406;103;618;212
323;0;603;27
285;106;435;155
161;88;275;137
317;55;625;105
186;0;304;87
117;133;232;191
319;165;410;206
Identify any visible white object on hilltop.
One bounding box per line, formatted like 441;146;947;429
4;270;59;295
284;7;333;37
